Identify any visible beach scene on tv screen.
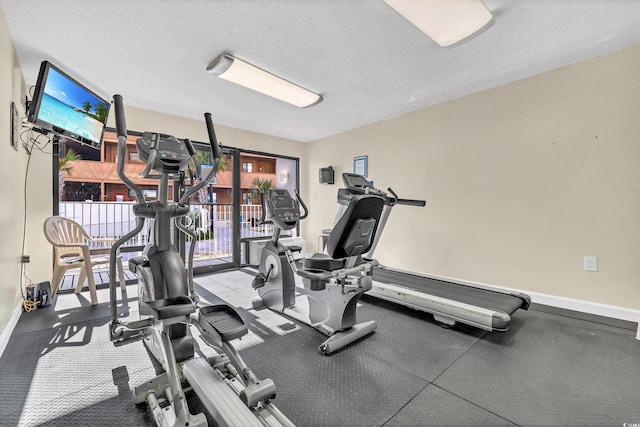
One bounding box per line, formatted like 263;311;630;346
38;68;108;144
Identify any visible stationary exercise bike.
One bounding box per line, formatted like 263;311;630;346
252;188;384;354
108;95;293;427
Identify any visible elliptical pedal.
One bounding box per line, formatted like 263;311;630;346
198;304;248;342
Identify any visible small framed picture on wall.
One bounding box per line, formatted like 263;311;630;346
353;155;367;177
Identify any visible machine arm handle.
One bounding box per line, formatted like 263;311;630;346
183;138;196;157
112;95;145;202
138;133;159;178
178;113;220;205
387;187;399;205
257;191;273;225
396;198;426;207
113;94;127;139
204;112;221;162
387;187;426;207
294;189;309;220
183;139;200;183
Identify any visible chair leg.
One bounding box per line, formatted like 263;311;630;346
76;267;87;293
82;248;98;305
86;265;98;305
51;265;66;296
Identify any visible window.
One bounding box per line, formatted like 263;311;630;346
242;162;253;173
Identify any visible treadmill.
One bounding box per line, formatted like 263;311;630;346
334;173;531;332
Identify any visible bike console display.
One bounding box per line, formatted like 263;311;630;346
267;189;300;231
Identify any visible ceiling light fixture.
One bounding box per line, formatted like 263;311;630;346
384;0;494;47
206;54;322;108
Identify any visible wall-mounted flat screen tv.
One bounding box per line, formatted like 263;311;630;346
27;60;110;150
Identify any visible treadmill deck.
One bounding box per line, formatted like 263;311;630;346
371;267;530;331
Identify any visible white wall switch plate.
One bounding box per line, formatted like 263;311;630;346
584;256;598;272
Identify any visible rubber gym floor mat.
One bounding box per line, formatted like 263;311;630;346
196;273;429;426
235;319;428;426
385;383;518;427
13;285;140;336
433;308;640;427
356;296;486;382
0;313;156;425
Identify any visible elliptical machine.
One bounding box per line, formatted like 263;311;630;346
108;95;293;427
252;188;384;354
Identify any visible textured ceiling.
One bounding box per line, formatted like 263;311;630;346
2;0;640;142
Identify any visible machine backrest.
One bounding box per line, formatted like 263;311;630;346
326;195;384;259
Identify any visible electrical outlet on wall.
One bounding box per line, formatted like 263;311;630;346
583;256;598;272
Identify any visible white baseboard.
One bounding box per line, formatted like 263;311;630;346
525;290;640;323
0;302;23;358
391;268;640;324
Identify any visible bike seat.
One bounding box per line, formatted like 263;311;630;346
198;304;248;342
303;253;345;271
143;296;195;320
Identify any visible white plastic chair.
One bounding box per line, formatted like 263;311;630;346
43;216;125;305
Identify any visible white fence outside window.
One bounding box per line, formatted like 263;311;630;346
58;202;275;261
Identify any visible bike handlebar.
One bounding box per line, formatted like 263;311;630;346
294;189;309;220
257;192;269;225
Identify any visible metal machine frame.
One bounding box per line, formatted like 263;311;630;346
335;173;530;332
107;95;293;426
252;188;382;354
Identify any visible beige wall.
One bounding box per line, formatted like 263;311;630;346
305;46;640;311
0;6;52;334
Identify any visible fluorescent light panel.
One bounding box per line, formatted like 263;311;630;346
207;54;322;108
384;0;494;47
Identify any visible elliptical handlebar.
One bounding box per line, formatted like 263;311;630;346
204;112;220;161
178;113;221;206
113;94;145;202
113;94;127;139
138;133;159;179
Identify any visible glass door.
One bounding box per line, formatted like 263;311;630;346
180;145;300;273
237;151;300;265
185;146;238;274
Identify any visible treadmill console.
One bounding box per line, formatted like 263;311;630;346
339;173;387;206
341;173;386;196
340;173;426;208
267;189;300;231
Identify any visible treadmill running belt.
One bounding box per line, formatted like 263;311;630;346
372;267;528;316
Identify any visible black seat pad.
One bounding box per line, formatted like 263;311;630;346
303;253;345;271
